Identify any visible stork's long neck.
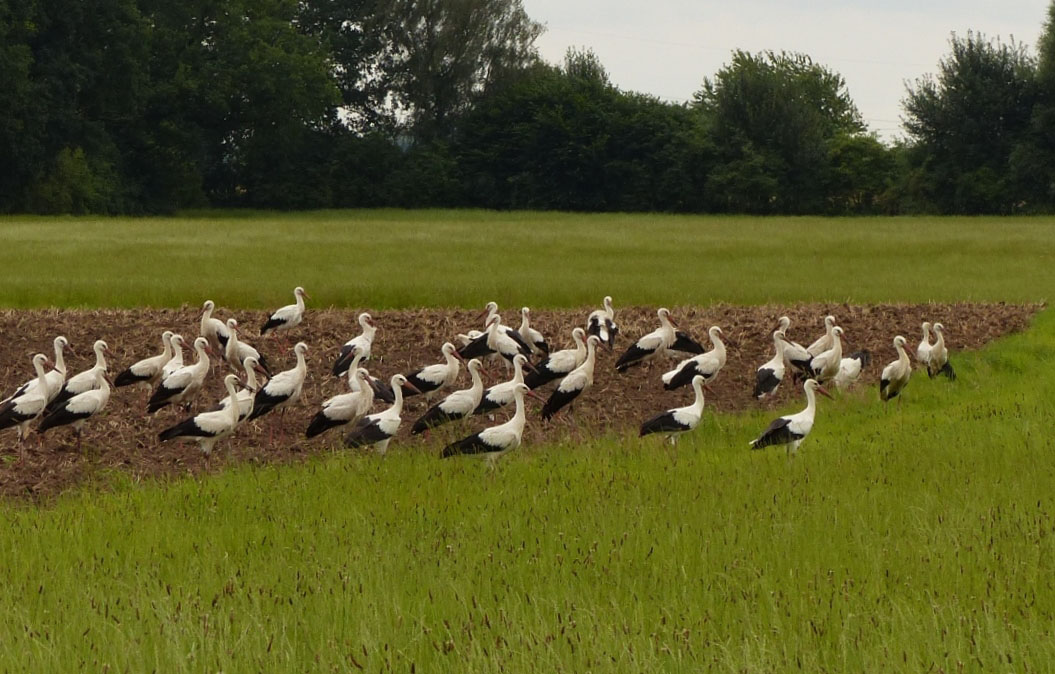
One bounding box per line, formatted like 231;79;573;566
361;322;376;343
94;344;107;371
896;342;910;369
512;360;525;384
53;342;66;375
193;341;209;368
225;378;240;427
922;324;932;342
390;381;405;418
295;348;307;377
94;368;111;403
519;311;530;332
582;340;597;378
171;341;184;366
244;362;258;393
711;333;726;360
604;297;614;319
226;327;239;357
161;334;173;360
803;385;818;418
33;358;48;391
347;355;364;391
470;365;483;392
934;330;945;351
772;332;785;358
511;389;527;434
690;378;706;415
574;334;586;361
295;292;305;312
485;305;499;327
201;307;212;334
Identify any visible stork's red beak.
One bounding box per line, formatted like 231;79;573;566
817;385;833;399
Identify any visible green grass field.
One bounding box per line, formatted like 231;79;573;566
0;210;1053;671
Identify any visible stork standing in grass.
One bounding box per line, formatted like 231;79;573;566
916;321;933;372
158;374;246;456
586;295;618;350
46;339;112;415
413;358;485;434
442;383;543;468
833;350;871;391
115;330;174;391
199;300;230;355
403;342;464;400
928;323;956;380
0;354;52;450
542;335;600;421
879;336;912;403
38;367;112;449
344;374;419;454
808;326;845;384
524;328;586;390
640;375;711;444
661;326;726;390
753;330;787;399
332;312;377;376
306;367;376;439
261;286;309;338
517;307;549;356
750;378;832;455
148;337;212;414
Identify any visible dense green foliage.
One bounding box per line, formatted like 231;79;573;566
3;1;1055;214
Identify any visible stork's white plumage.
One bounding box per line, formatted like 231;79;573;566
225;318;271;376
261;286;309;336
442;383;540;467
115;330;174;390
199;300;231;355
413;359;485;433
404;342;464;398
808;326;844;383
148;337;212;413
880;336;912;402
248;342;309;421
833;351;872;391
640;375;709;443
5;336;69;405
916;321;933;371
586;295;618;349
38;367;112;447
0;354;52;443
753;330;787;399
661;326;726;390
524;327;586;389
344;374;417;454
927;323;956;380
306;367;375;438
806;315;837;356
215;356;266;422
459;314;532;364
750;378;832;455
614;308;678;371
332;312;377;376
46;339;112;415
542;335;600;420
475;354;531;414
161;333;186;379
777;316;812;374
158;374;244;455
518;307;549;356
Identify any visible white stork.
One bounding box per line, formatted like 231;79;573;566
586;295;619;350
115;330;174;390
225;318;271;376
404;342;464;398
161;333;186;379
640;375;711;444
928;323;956;380
199;300;231;355
4;336;69;405
46;339;112;415
916;321;933;372
412;358;486;434
248;342;309;421
459;314;532;364
661;326;726;390
306;367;375;439
442;383;543;468
614;308;677;371
475;354;531;415
753;330;787;399
518;307;549;356
524;327;586;390
332;312;377;376
344;374;418;454
833;350;872;391
807;315;837;356
261;286;309;337
38;367;112;449
158;374;245;455
807;326;845;383
777;316;812;374
880;336;912;402
339;352;395;404
148;337;212;414
215;356;267;422
542;335;600;420
0;354;52;445
750;378;832;455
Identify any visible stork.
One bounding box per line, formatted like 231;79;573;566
46;339;112;415
0;354;52;448
248;342;309;422
344;374;418;454
38;368;112;449
214;356;267;422
261;286;309;337
777;316;812;374
661;326;726;390
833;350;872;391
640;375;711;444
459;315;532;364
806;315;837;356
807;326;844;384
475;354;531;415
586;295;618;350
542;335;600;421
404;342;464;398
340;352;395;404
753;330;787;399
199;300;231;355
614;308;678;371
442;383;543;468
480;302;535;351
879;336;912;402
928;323;956;380
332;312;377;376
750;379;832;455
147;337;212;414
225;318;271;376
916;321;933;372
524;328;586;390
115;330;174;390
161;333;186;379
518;307;549;356
4;336;69;405
158;374;245;455
306;367;375;439
412;359;485;434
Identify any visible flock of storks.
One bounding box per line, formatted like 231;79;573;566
0;288;956;465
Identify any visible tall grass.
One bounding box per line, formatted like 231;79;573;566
0;309;1051;671
1;210;1053;308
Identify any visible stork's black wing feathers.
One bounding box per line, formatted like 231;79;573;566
753;368;781;398
441;432;493;458
639;411;688;437
615;343;650;371
541;386;581;421
750;417;798;450
664;361;699;390
457;335;493;360
412;405;463;434
332;344;358;377
37;403;90;433
158;416;211;441
670;331;705;355
344;418;389;448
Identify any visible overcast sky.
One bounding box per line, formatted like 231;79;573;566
520;0;1050;139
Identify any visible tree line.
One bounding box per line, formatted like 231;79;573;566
2;0;1054;215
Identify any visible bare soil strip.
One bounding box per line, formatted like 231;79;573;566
0;302;1041;501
